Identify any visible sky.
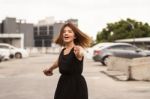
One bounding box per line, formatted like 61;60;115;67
0;0;150;39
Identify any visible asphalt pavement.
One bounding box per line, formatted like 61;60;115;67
0;54;150;99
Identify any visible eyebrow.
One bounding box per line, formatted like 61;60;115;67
63;29;73;32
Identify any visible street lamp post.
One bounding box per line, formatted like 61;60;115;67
127;22;135;45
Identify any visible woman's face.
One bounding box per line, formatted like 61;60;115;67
62;26;76;44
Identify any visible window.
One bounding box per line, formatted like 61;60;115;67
49;31;53;35
0;45;9;49
39;31;47;36
44;40;51;47
108;45;136;50
40;26;47;30
49;26;53;30
35;40;42;47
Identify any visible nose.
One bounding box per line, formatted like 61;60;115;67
63;31;69;35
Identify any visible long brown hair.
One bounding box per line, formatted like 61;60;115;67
55;22;92;48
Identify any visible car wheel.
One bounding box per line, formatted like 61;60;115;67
103;56;111;66
15;53;22;59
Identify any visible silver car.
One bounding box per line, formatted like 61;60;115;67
93;42;150;66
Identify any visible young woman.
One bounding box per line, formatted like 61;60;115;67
43;22;91;99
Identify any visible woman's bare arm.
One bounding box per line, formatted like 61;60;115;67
48;59;59;71
43;59;59;76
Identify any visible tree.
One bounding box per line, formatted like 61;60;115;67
96;18;150;43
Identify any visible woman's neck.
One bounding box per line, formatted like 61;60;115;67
64;42;75;49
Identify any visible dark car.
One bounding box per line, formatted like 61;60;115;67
93;43;150;66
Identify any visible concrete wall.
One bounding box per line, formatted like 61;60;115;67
3;18;17;33
1;17;34;48
107;56;131;73
107;56;150;81
130;57;150;81
53;22;64;38
20;24;34;47
25;47;62;56
11;39;21;48
0;33;24;48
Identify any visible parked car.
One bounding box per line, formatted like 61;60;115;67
93;42;150;66
85;43;109;59
0;43;29;59
0;49;10;60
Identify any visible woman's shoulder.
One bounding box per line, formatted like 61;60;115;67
58;47;65;54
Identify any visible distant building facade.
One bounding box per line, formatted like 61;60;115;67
65;19;78;27
0;17;78;48
53;22;64;39
34;24;54;47
0;17;34;48
34;17;78;47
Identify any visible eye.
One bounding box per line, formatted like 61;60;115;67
68;30;73;33
63;30;66;33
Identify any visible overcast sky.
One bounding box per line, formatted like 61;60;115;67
0;0;150;39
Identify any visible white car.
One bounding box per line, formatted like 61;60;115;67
0;49;10;60
0;43;29;59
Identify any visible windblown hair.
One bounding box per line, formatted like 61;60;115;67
55;22;92;48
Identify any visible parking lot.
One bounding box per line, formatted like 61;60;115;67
0;54;150;99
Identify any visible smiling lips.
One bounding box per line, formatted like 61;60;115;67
64;36;70;40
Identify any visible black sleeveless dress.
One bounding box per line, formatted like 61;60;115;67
54;48;88;99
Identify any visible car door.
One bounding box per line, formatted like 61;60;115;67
117;45;144;58
107;45;132;58
124;46;145;58
0;45;11;59
107;45;142;58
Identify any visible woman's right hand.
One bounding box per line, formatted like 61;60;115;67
43;68;53;76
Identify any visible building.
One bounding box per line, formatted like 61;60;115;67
0;33;24;48
0;17;78;48
53;22;64;39
34;17;78;47
65;19;78;27
34;17;55;47
34;24;54;47
53;19;78;39
38;16;55;26
115;37;150;49
0;17;34;48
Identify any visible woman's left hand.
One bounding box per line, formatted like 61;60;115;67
74;45;84;60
